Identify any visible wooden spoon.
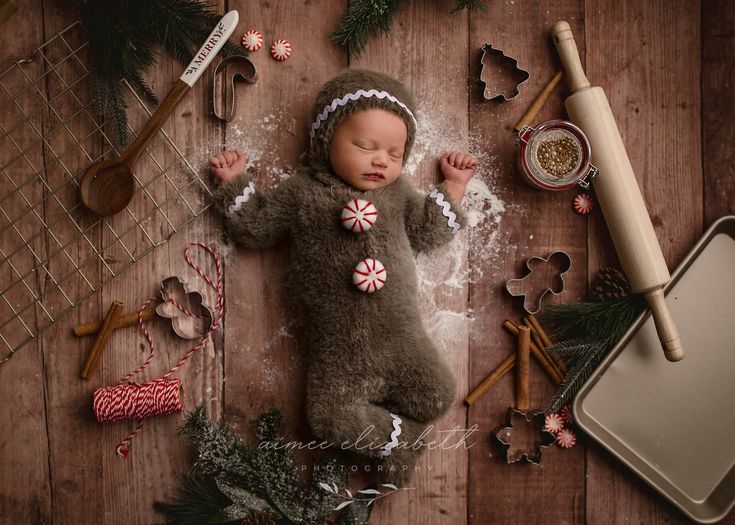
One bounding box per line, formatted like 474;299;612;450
80;10;240;216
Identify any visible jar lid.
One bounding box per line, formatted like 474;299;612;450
518;119;593;191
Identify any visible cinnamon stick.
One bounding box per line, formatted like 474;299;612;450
527;313;567;374
465;353;515;406
514;71;563;132
515;325;531;411
523;317;565;379
81;300;123;379
73;306;157;336
502;320;562;385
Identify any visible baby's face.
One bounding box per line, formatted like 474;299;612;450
328;109;408;191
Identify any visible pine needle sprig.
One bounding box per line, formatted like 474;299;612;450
540;296;646;412
330;0;405;58
74;0;247;145
545;340;607;413
451;0;488;13
540;296;645;344
158;405;368;525
154;474;235;525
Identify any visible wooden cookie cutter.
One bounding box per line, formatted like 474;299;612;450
212;55;257;121
479;43;530;101
505;251;571;314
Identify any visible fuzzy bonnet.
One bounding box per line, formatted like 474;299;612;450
308;69;418;172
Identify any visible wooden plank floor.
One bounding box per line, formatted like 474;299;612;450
1;0;733;523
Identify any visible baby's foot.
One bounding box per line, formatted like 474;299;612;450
209;149;247;183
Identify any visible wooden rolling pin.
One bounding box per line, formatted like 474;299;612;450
552;21;684;362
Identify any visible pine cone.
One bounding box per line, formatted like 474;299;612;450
590;267;631;302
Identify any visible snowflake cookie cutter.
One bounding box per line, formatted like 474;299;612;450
479;43;530;101
156;276;214;340
505;251;572;314
495;408;555;464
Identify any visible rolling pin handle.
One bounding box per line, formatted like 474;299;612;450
644;288;685;362
551;21;591;93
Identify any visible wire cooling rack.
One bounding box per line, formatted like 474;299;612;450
0;23;213;365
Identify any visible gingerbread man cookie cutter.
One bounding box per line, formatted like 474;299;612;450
505;251;571;314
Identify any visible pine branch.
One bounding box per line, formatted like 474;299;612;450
76;0;244;146
546;341;607;413
153;473;238;525
330;0;406;58
540;296;647;412
539;296;645;343
451;0;488;13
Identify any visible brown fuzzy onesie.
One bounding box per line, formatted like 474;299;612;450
212;69;466;486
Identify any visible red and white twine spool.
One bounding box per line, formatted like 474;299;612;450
93;242;224;458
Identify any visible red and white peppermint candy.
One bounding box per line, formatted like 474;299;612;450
559;405;574;424
544;413;565;434
353;258;386;293
271;39;292;61
556;428;577;448
341;199;378;233
573;193;593;215
241;30;263;51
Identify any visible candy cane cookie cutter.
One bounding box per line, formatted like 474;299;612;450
212;55;257;121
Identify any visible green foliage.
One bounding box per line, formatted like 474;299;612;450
451;0;488;13
330;0;487;58
330;0;405;58
156;405;363;525
540;296;646;412
71;0;247;145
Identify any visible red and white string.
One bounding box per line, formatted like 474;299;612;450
92;242;224;458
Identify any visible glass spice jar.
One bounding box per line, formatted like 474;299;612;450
517;119;598;191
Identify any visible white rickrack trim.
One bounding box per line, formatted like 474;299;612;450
227;181;256;216
429;187;461;235
376;412;402;459
310;89;417;141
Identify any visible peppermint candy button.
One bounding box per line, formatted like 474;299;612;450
241;30;263;51
341;199;378;233
353;258;386;293
573;193;593;215
271;39;292;61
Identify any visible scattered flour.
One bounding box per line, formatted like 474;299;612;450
194;102;513;384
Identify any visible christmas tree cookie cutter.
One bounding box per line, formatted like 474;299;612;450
505;251;572;314
212;55;257;121
479;43;530;101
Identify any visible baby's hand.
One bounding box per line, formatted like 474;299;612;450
209;149;248;183
440;151;478;185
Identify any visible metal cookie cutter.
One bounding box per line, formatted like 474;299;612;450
212;55;257;121
479;43;530;101
495;408;555;464
156;276;214;340
505;251;571;314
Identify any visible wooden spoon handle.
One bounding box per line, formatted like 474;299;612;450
121;79;190;166
121;10;239;166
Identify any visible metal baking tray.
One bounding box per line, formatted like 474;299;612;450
574;215;735;523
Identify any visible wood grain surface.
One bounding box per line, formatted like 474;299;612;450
0;1;733;524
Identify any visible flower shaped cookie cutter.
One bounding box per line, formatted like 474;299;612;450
495;408;555;464
505;251;572;314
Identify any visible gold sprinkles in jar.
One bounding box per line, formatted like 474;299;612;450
536;136;580;177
